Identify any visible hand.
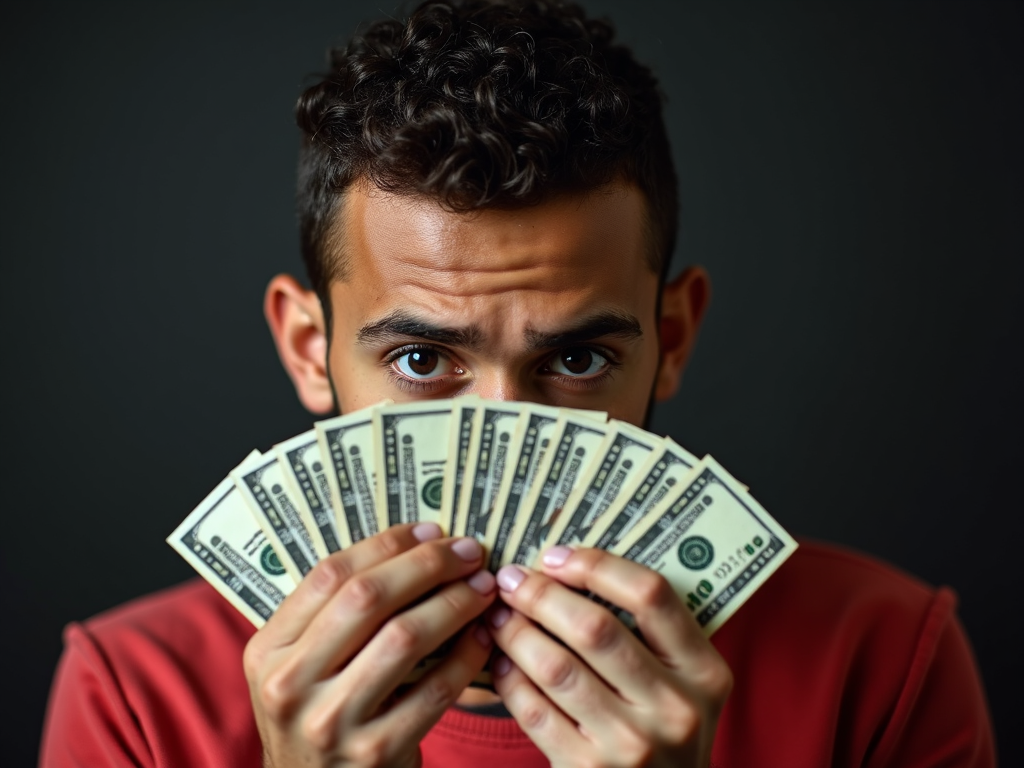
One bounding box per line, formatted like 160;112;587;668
487;546;732;768
243;523;498;768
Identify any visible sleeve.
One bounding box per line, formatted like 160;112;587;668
39;623;154;768
867;589;997;768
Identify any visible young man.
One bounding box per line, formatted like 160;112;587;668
41;1;995;766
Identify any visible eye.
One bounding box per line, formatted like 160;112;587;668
547;348;610;377
391;348;459;380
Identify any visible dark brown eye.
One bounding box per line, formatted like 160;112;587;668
549;348;607;377
394;348;452;379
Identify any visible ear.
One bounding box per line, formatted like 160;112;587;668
654;266;711;402
264;274;335;414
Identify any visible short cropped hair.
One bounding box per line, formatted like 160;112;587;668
295;0;678;311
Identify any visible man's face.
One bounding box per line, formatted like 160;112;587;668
322;181;662;426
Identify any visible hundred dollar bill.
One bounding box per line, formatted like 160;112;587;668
543;420;662;555
582;437;699;552
453;399;523;544
374;401;452;530
275;430;342;558
484;404;597;570
439;395;480;536
504;413;610;566
315;405;384;549
167;462;294;626
232;451;320;584
612;455;797;636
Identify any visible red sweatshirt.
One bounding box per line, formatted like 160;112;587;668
39;540;996;767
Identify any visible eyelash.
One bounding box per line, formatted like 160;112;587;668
381;344;623;392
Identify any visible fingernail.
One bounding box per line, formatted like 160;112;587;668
467;570;496;595
542;545;573;567
473;624;493;648
492;654;512;677
451;537;483;561
412;522;442;542
490;606;511;628
496;565;526;593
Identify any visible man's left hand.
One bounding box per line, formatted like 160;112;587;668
487;547;733;768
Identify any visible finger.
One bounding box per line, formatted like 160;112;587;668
371;619;495;748
537;546;714;668
288;535;489;688
487;603;626;731
263;522;444;647
492;563;660;703
308;574;497;725
490;651;587;760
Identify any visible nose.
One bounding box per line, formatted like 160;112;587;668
471;371;523;403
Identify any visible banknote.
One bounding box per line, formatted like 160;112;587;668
167;461;294;626
373;401;453;529
542;420;662;555
484;403;578;570
582;437;700;552
612;455;798;635
275;430;342;558
439;395;480;536
316;407;382;548
453;400;523;544
231;451;320;583
504;413;610;566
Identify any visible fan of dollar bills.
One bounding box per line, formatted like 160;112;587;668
168;396;797;645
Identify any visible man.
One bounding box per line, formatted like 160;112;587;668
41;1;995;766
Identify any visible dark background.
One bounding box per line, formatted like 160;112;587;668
2;1;1020;765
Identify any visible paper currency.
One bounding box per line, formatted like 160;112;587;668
453;400;523;544
543;420;662;555
582;437;700;552
504;413;610;567
316;408;381;548
613;455;797;635
439;395;480;536
275;430;342;558
374;401;453;529
167;463;294;626
231;451;320;583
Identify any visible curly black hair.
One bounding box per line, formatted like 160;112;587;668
296;0;677;310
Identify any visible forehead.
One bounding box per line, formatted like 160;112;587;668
327;181;658;336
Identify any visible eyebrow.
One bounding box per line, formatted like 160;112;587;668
357;312;485;350
524;310;644;351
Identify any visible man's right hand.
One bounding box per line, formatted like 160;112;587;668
243;522;497;768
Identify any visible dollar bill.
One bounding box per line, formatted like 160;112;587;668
439;395;480;536
612;456;798;635
275;430;342;558
485;403;578;570
544;420;662;553
504;413;610;566
373;401;452;530
167;460;294;626
582;437;700;552
232;451;320;583
453;400;523;544
315;406;383;549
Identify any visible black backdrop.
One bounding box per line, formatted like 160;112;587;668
2;1;1021;765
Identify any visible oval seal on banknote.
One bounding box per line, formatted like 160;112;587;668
260;545;286;576
678;536;714;570
421;476;444;510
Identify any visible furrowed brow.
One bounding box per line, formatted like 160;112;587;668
356;311;484;350
524;310;644;352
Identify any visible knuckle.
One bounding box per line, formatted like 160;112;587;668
348;733;388;767
299;711;337;751
523;575;558;612
573;610;620;653
659;702;700;744
342;574;385;613
258;668;299;721
309;555;350;594
534;651;577;690
634;570;673;609
242;637;265;682
376;529;406;560
516;700;549;732
381;615;423;655
409;542;448;578
421;674;457;711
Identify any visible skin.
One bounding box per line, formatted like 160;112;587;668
253;179;730;767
